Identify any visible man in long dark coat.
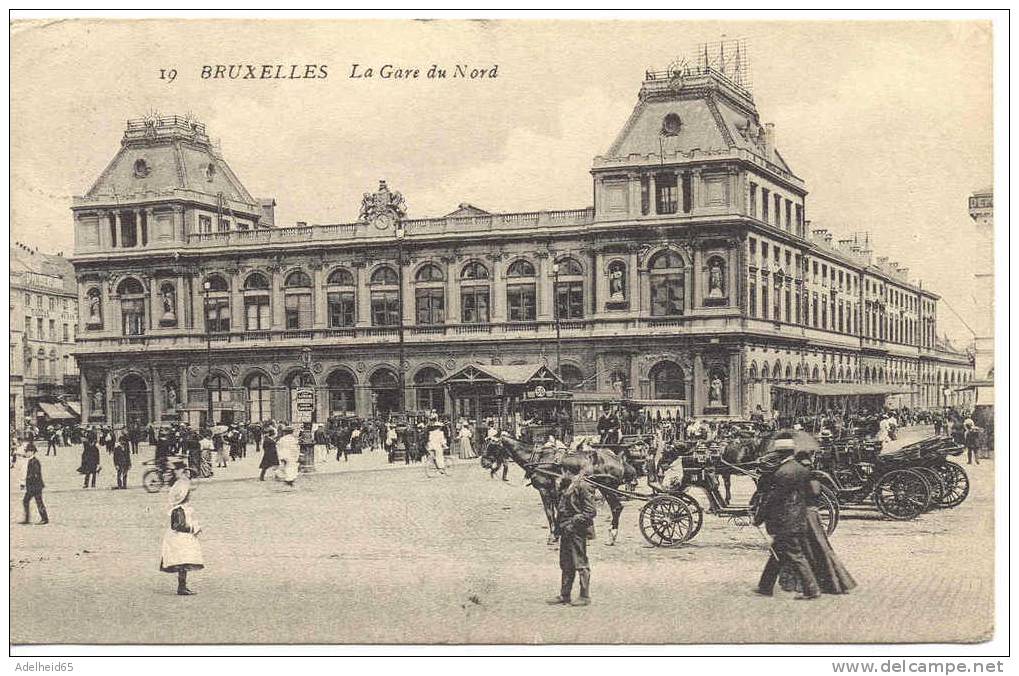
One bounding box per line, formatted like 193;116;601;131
547;474;597;606
20;445;48;524
754;438;821;599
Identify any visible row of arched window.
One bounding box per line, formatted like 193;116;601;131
748;360;973;385
86;250;693;336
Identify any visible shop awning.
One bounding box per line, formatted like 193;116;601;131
771;383;917;397
66;401;81;417
440;363;563;387
37;401;75;420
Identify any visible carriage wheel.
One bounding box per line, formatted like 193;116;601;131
817;486;840;535
677;492;705;539
934;462;970;508
142;469;163;494
913;467;946;509
639;495;695;547
874;468;930;520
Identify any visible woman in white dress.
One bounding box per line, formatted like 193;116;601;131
159;464;203;596
426;415;448;475
457;423;475;459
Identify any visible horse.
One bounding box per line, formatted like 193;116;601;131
479;435;511;481
482;432;637;545
717;435;765;504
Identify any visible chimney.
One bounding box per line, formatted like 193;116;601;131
763;123;776;161
259;198;277;228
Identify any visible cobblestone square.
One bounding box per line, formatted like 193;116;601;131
10;433;994;645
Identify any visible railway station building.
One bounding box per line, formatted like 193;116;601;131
69;59;974;427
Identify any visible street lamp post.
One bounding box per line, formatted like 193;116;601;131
202;280;213;428
552;261;562;379
396;223;406;413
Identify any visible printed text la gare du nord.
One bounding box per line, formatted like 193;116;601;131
196;63;499;80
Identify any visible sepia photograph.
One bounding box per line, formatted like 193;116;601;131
6;11;1005;661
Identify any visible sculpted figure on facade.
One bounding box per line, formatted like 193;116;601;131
708;258;725;298
160;283;177;323
92;388;105;414
608;260;627;302
709;373;725;405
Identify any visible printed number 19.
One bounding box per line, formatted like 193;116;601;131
160;68;178;83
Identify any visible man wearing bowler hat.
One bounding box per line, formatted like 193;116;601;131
754;435;820;600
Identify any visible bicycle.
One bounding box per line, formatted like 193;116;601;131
141;458;212;492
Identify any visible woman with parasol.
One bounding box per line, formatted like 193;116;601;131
158;461;204;596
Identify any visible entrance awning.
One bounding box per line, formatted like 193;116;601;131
66;401;81;417
439;363;563;387
771;383;916;397
37;401;75;420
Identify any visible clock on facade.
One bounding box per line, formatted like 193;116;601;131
373;211;396;230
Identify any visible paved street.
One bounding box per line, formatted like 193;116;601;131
10;430;994;644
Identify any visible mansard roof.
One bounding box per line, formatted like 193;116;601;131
83;116;256;209
599;69;794;176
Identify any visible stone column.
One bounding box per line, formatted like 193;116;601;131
649;174;658;215
729;351;742;415
191;275;205;332
537;254;553;321
444;258;459;324
96;210;109;249
174;205;186;242
113;211;122;248
104;370;114;424
354;263;370;327
594;252;607;316
107;281;121;336
180;366;190;406
692;353;704;416
628;172;641;218
491;257;506;323
80;371;90;420
144;208;154;246
151;366;162;424
401;259;415;327
312;266;327;329
150;277;161;331
691;246;703;310
271;270;284;329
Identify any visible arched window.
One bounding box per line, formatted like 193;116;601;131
245;373;273;423
748;362;759;381
206;274;230;292
649;361;686;399
36;348;45;377
369;368;400;414
461;261;490;324
243;273;271;331
327;268;354;286
649;251;685;317
284;270;312;288
117;278;146;336
414;367;445;413
85;287;103;329
284;270;313;329
784;365;792;381
554;257;584;320
773;361;782;382
203;275;230;333
370;266;400;326
326;269;356;328
414;264;445;325
326;369;356;415
243;273;270;290
204;373;231;407
560;364;587;391
811;366;820;382
762;363;771;381
506;259;536;322
371;266;399;286
829;365;837;382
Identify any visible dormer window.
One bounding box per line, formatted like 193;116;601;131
205;163;216;181
661;113;682;136
133;159;150;178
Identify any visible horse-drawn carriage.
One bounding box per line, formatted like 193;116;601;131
812;436;969;520
637;440;840;548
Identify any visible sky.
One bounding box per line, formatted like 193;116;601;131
9;19;993;343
